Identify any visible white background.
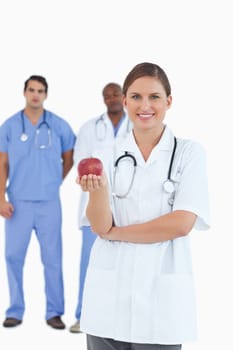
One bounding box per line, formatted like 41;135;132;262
0;1;232;349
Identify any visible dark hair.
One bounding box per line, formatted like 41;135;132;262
24;75;48;93
122;62;171;97
102;82;122;96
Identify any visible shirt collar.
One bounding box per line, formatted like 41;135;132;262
116;125;176;165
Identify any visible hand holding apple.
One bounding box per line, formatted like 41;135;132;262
77;157;103;177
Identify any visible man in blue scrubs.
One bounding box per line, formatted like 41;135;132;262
0;75;76;329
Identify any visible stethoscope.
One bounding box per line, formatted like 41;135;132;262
112;137;177;202
20;110;51;149
95;113;131;141
95;115;107;141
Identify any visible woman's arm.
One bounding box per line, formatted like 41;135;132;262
77;171;196;243
78;173;113;234
101;210;196;243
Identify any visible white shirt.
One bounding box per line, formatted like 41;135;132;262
74;112;131;227
80;126;210;344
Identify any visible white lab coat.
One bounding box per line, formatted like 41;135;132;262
74;112;132;227
80;126;210;344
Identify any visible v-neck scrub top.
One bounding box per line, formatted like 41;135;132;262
0;110;76;200
80;126;210;345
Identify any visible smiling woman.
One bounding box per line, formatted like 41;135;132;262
77;62;210;350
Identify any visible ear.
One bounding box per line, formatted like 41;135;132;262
122;95;127;108
166;95;172;110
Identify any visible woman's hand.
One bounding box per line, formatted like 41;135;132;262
76;172;107;192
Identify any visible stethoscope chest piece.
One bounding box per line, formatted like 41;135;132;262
20;133;28;142
163;180;175;194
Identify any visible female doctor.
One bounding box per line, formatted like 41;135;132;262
77;62;210;350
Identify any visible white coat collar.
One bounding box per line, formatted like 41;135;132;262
100;111;127;122
100;111;130;132
116;125;175;165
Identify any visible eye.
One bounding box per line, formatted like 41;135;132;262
150;95;159;100
131;94;140;100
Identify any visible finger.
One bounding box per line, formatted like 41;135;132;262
80;174;88;184
2;210;12;219
86;174;97;191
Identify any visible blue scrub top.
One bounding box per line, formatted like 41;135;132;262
0;110;76;200
113;113;126;137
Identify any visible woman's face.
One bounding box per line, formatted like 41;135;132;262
123;76;172;132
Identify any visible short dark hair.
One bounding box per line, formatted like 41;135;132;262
102;82;122;96
24;75;48;93
122;62;171;97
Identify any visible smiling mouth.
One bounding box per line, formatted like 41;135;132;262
137;113;154;119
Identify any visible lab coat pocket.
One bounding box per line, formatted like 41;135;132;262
81;267;117;334
156;273;197;341
88;237;119;270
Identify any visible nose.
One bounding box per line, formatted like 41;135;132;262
140;97;151;110
32;90;40;97
107;95;117;102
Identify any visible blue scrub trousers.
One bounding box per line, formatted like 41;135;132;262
5;199;64;320
75;226;96;321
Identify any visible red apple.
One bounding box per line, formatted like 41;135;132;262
77;157;103;176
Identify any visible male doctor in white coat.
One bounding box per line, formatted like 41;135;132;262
69;82;132;333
